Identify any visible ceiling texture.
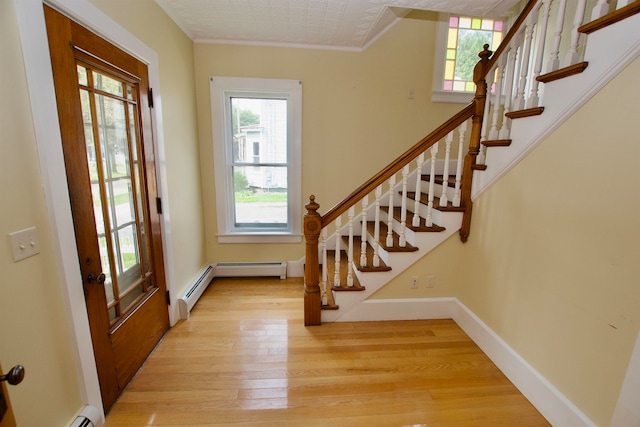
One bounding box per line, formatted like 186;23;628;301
155;0;518;51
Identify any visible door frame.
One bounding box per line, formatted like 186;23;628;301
13;0;178;418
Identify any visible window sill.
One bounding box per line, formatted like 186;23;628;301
431;90;475;104
217;233;303;244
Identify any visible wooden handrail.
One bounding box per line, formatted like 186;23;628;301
578;0;640;34
321;103;475;227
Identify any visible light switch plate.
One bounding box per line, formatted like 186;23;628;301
9;227;40;262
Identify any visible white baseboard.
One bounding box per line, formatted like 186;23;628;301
287;258;304;277
452;302;597;427
334;297;457;322
339;297;596;427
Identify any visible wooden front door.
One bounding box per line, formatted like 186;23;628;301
44;6;169;413
0;364;17;427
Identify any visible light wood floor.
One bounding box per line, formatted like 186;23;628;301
105;277;550;426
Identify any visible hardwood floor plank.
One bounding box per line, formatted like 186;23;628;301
105;277;549;426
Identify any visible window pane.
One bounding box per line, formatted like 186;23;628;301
444;60;455;80
93;71;123;97
230;97;288;164
481;19;493;31
447;28;458;49
77;65;88;86
233;165;288;228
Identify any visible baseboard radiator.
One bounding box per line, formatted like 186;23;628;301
215;262;287;279
177;264;215;320
69;406;100;427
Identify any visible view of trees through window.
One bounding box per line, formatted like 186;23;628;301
444;16;503;92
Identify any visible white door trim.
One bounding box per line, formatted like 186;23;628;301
13;0;177;420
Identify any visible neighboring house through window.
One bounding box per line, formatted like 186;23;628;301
210;77;302;243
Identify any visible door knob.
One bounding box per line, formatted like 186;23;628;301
0;365;25;386
87;272;106;284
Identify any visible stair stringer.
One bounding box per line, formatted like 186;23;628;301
472;13;640;200
321;211;462;323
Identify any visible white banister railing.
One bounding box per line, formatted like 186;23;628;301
547;0;568;72
566;0;588;65
386;174;396;247
399;165;409;246
333;215;342;287
347;206;355;287
453;121;467;207
373;186;382;267
412;154;424;227
440;133;453;207
359;195;368;267
527;0;553;108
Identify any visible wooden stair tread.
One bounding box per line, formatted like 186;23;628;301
325;250;366;291
382;206;447;232
537;62;588;83
406;192;466;213
482;139;512;147
421;174;456;188
505;107;545;119
472;163;487;171
579;1;640;34
365;221;419;252
352;236;392;273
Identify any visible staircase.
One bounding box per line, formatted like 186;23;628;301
303;0;640;326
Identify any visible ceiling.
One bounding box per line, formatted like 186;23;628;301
155;0;518;51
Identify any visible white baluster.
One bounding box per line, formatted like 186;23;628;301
453;120;467;207
360;195;368;267
565;0;587;66
513;9;538;111
488;56;507;142
333;216;342;288
386;175;396;247
591;0;610;20
373;186;381;268
439;132;453;207
347;206;354;287
412;154;425;227
499;35;521;140
321;227;328;305
426;142;438;227
616;0;631;10
399;165;409;247
478;64;496;165
546;0;568;73
527;0;553;109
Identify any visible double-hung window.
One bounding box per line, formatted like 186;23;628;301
211;77;302;243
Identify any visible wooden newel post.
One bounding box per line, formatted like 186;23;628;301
303;195;322;326
460;44;492;242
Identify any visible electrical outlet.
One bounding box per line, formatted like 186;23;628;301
426;275;434;288
410;276;419;289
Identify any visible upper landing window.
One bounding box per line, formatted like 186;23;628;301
433;15;504;103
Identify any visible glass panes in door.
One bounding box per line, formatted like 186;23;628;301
78;64;154;323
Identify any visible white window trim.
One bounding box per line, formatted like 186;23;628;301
210;77;302;243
